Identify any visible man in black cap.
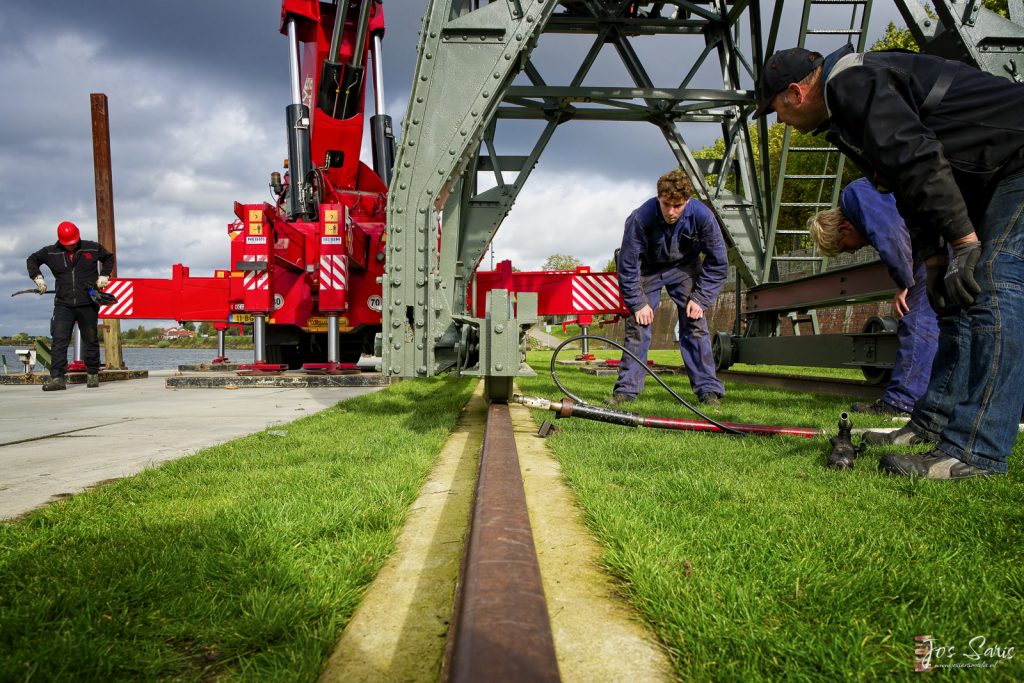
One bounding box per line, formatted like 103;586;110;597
752;44;1024;480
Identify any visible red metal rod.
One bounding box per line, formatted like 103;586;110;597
642;415;821;438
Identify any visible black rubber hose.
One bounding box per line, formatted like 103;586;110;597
548;332;745;436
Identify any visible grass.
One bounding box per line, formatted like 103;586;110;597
0;377;474;682
3;351;1021;680
519;350;1024;681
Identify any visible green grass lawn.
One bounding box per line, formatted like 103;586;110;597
519;350;1024;680
0;378;474;682
3;354;1021;681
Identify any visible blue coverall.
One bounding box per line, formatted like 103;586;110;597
841;178;939;413
613;197;728;398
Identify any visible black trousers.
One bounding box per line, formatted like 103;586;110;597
50;303;100;377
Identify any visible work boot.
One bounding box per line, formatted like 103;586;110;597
86;374;100;388
603;393;636;407
41;376;67;392
698;392;722;406
879;449;999;480
861;423;933;446
850;399;908;417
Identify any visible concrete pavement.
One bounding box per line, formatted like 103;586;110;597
0;370;384;520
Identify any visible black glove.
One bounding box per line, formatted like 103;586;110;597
944;241;982;309
925;261;948;312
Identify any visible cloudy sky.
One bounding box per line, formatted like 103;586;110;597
0;1;905;336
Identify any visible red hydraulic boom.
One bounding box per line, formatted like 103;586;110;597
98;0;393;368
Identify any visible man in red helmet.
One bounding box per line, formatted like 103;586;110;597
26;222;115;391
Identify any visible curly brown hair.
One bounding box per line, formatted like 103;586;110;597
656;169;694;202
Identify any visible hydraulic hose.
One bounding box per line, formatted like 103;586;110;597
514;394;822;438
550;332;745;435
543;332;823;438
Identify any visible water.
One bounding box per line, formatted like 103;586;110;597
0;345;254;373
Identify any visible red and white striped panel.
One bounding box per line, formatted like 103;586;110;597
98;280;134;317
243;255;268;291
572;273;622;313
320;254;348;291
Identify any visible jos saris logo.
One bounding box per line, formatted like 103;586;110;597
914;634;1016;672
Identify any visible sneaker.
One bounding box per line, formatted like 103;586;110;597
850;399;908;417
861;423;934;446
603;393;636;407
86;374;100;388
41;376;67;392
697;392;722;406
879;449;999;480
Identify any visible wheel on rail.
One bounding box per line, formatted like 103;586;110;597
860;316;897;385
712;332;736;371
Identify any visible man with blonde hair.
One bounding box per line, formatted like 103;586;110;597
807;178;938;416
608;168;728;406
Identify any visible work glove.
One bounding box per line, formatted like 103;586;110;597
924;261;948;312
944;241;982;309
33;275;46;295
96;275;110;290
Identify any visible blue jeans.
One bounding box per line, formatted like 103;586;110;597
613;263;724;398
50;303;100;377
881;266;939;413
907;171;1024;472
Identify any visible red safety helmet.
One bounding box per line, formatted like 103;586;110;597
57;221;80;246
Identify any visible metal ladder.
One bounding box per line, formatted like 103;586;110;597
762;0;874;286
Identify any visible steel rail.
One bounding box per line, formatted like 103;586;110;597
718;369;887;400
442;403;561;683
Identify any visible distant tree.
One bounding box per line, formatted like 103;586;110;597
871;21;919;51
542;254;582;271
198;321;217;337
602;257;617;273
985;0;1009;18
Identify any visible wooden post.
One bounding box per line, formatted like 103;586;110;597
91;93;125;370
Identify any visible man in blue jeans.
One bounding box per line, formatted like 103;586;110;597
607;168;728;406
808;178;939;417
754;45;1024;479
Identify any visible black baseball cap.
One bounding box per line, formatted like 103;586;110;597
752;48;824;118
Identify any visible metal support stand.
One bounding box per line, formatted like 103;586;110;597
253;314;266;364
301;314;360;374
67;324;87;373
327;315;339;363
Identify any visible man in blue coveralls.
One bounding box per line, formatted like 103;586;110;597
808;178;939;416
607;168;729;406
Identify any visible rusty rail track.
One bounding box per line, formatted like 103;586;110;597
442;402;561;683
439;367;878;681
718;369;887;400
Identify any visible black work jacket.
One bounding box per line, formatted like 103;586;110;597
820;46;1024;259
27;240;115;307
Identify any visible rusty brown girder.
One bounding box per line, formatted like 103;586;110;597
442;403;561;683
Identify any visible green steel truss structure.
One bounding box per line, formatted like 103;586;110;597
383;0;1024;397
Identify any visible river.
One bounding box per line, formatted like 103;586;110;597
0;345;254;373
